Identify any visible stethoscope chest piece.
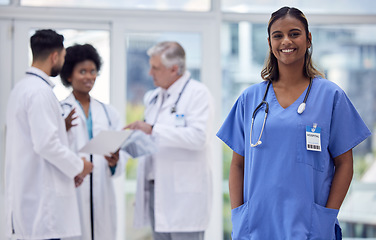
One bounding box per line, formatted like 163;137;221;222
297;102;306;114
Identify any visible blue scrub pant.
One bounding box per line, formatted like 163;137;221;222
149;181;205;240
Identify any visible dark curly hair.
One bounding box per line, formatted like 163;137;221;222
60;43;102;87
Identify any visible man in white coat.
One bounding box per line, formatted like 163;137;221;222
5;29;93;240
125;41;213;240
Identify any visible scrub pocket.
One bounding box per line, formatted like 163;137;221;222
309;203;339;240
297;123;330;172
231;201;251;240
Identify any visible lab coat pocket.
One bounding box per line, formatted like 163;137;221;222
297;123;329;172
231;201;251;240
309;203;338;240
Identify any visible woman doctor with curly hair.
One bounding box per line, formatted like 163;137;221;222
60;43;126;240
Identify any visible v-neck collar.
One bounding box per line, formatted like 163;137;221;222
269;78;313;111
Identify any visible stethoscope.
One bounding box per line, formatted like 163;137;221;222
61;100;112;127
26;71;51;86
250;78;312;147
171;79;190;114
148;78;191;114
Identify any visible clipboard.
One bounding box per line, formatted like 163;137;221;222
79;130;133;156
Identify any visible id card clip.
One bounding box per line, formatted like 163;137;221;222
175;114;186;127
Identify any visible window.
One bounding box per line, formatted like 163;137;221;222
310;24;376;238
125;32;201;108
21;0;211;11
28;29;111;103
0;0;9;5
221;0;376;14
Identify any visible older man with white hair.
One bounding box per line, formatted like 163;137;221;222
125;41;213;240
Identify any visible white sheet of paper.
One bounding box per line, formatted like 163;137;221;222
79;130;133;156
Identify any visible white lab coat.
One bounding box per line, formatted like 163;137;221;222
134;71;213;232
61;93;127;240
5;67;83;239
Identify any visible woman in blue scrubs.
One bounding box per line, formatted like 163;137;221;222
217;7;371;240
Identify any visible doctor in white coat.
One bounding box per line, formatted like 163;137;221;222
5;29;93;240
126;41;213;240
59;44;127;240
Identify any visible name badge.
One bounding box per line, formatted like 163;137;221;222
175;114;185;127
306;124;321;152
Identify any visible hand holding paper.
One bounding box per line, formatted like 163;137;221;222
105;151;120;167
120;130;157;158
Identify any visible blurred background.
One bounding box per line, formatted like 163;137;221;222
0;0;376;239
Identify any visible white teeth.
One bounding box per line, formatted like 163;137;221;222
281;49;294;53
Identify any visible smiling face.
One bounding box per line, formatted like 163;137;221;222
68;60;97;95
268;15;311;68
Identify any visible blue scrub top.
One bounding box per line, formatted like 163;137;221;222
77;100;93;140
217;77;371;240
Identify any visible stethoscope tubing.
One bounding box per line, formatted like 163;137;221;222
250;79;312;147
147;78;191;126
26;71;50;86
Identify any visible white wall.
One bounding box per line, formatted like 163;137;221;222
0;19;13;240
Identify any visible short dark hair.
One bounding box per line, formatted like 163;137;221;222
30;29;64;61
60;44;102;87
